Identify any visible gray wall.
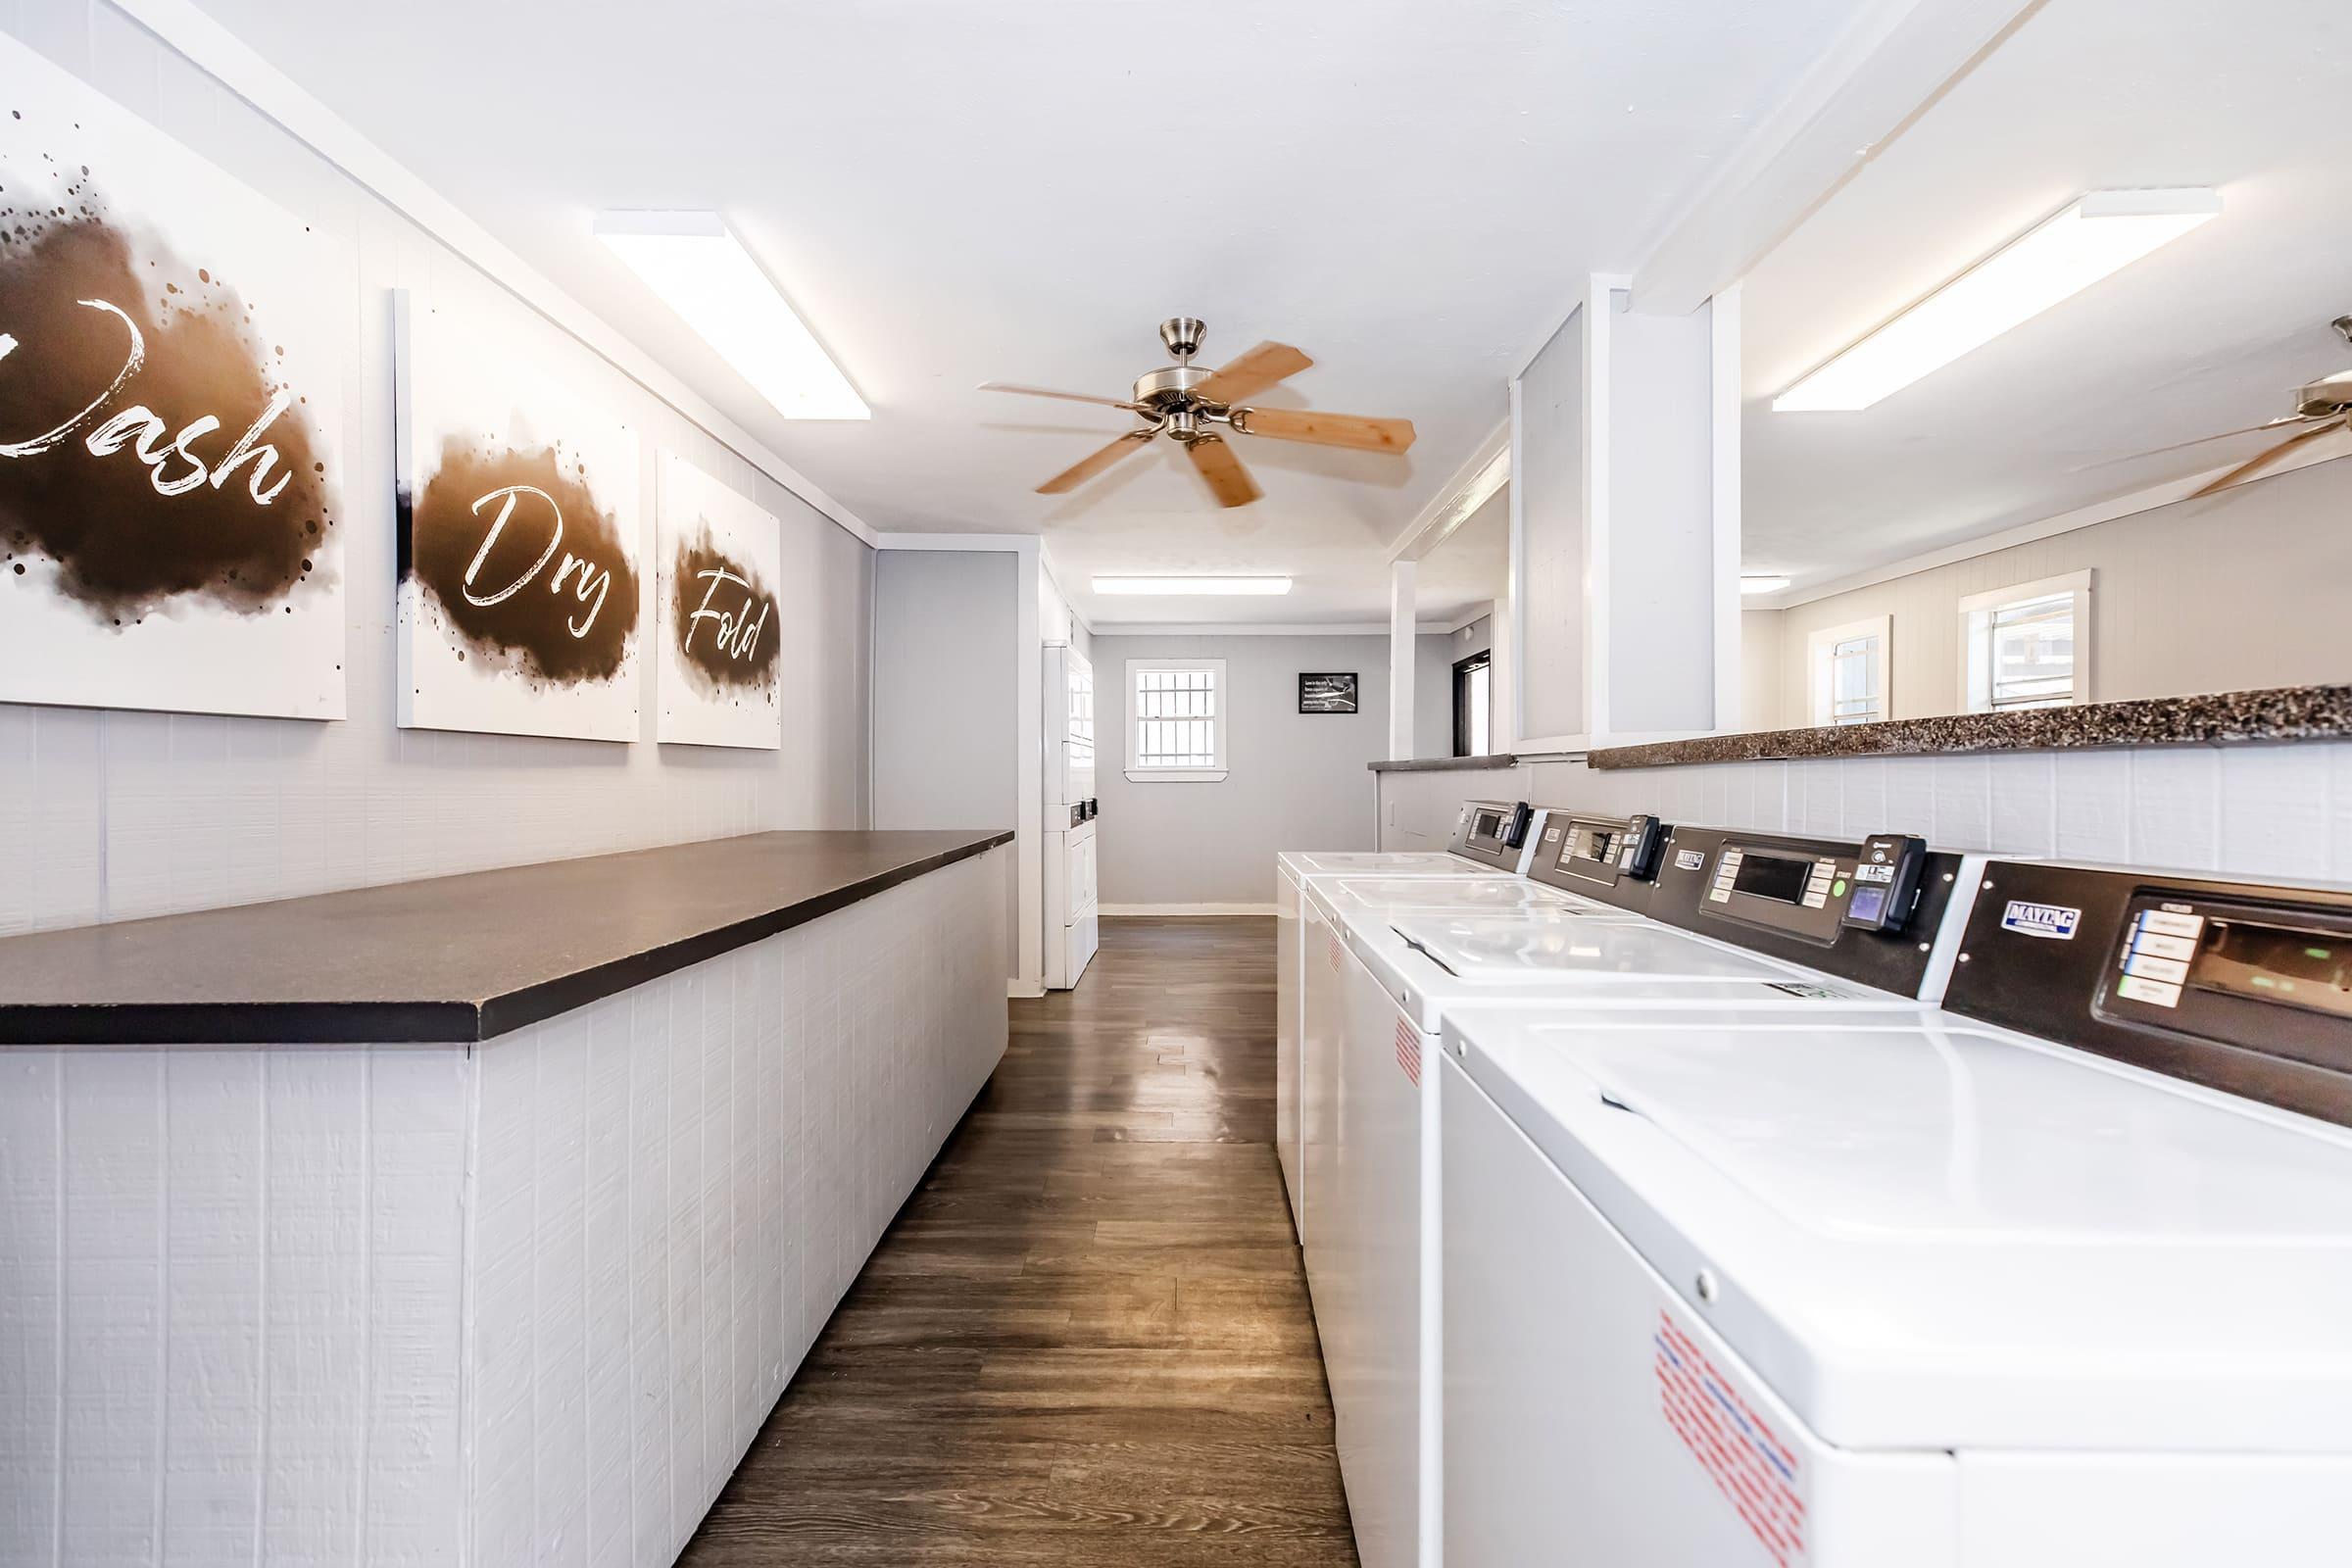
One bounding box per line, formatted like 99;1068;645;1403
1;4;871;938
871;551;1019;967
1093;635;1388;907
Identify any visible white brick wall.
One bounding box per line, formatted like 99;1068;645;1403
0;848;1008;1567
1378;740;2352;882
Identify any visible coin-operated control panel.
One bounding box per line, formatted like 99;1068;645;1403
1447;799;1535;871
1947;860;2352;1130
1527;810;1670;909
1644;825;1969;999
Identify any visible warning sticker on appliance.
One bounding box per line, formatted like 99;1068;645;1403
1327;932;1346;972
1654;1310;1808;1566
1393;1014;1422;1087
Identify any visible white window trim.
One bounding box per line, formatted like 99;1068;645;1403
1124;658;1229;782
1956;569;2092;714
1807;614;1891;727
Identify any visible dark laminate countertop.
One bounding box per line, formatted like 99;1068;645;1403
1367;753;1520;773
0;829;1012;1047
1588;683;2352;769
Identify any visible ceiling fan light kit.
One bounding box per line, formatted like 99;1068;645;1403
1773;188;2220;413
982;318;1418;507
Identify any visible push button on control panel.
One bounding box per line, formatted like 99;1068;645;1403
2114;908;2205;1008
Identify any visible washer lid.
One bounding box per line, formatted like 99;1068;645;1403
1352;913;1896;1032
1445;1004;2352;1453
1393;911;1794;986
1280;851;1494;876
1318;877;1620;916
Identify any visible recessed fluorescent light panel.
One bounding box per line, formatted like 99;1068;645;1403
1740;574;1792;595
596;211;868;419
1092;576;1294;596
1773;188;2220;413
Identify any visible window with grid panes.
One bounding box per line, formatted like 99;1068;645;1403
1125;660;1228;779
1807;616;1890;727
1959;571;2091;715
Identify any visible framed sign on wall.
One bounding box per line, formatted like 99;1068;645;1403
0;34;349;721
1298;671;1359;714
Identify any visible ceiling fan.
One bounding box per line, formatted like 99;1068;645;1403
981;318;1416;508
2107;316;2352;498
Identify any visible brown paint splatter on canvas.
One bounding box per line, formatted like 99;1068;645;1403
0;191;336;622
404;440;637;685
668;526;778;702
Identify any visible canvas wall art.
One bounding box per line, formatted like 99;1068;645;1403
657;451;782;749
394;290;642;743
0;34;348;720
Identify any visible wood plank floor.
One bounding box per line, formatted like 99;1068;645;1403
678;915;1359;1565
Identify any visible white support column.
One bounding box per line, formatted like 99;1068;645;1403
1388;558;1417;760
1584;277;1740;745
1709;284;1745;732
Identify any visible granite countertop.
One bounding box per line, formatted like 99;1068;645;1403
1588;684;2352;770
1367;753;1520;773
0;829;1012;1047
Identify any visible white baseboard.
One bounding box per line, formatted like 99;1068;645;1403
1098;903;1279;917
1006;979;1046;999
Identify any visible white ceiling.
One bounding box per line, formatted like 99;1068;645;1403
202;0;1880;625
1741;0;2352;594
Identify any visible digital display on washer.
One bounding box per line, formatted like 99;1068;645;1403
1732;853;1814;906
1558;825;1616;870
1471;808;1505;844
2191;920;2352;1021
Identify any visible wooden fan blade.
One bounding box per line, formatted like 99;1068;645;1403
2187;416;2347;499
2072;415;2308;471
1234;407;1416;454
1195;341;1313;405
1037;429;1154;494
982;381;1137;410
1185;434;1263;508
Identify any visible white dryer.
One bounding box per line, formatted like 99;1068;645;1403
1313;820;1979;1568
1276;799;1539;1235
1438;857;2352;1565
1043;644;1098;990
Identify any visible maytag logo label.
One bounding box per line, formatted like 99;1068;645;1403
2002;900;2082;940
1675;849;1706;872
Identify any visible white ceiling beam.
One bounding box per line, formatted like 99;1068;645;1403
1630;0;2045;316
1386;418;1510;564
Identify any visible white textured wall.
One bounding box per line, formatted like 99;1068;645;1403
0;848;1007;1568
0;3;872;941
1379;742;2352;882
1094;635;1388;908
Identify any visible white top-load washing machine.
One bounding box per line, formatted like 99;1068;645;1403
1311;816;1980;1568
1438;856;2352;1567
1276;799;1540;1233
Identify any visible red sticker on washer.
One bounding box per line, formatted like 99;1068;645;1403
1327;933;1345;972
1394;1014;1421;1086
1654;1310;1807;1566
